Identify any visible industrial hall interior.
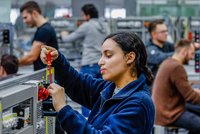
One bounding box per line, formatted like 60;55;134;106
1;0;200;134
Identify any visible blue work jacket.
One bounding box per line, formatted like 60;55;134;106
53;52;155;134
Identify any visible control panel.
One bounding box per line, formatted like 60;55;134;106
0;69;56;134
2;98;32;133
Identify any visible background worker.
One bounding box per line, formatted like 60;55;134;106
152;39;200;133
0;54;19;80
19;1;58;71
146;19;174;76
60;3;110;117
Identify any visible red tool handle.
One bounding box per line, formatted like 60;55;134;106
47;51;52;66
47;51;53;83
38;51;53;101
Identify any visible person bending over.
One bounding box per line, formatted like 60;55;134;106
0;54;19;80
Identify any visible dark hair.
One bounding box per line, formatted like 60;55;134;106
148;19;165;34
175;39;194;52
20;1;41;14
104;32;153;85
0;54;19;75
81;4;98;18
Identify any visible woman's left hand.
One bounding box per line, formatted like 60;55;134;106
48;83;66;112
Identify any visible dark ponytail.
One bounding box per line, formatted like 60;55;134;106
104;32;154;85
143;66;154;85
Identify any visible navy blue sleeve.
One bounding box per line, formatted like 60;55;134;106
57;96;154;134
53;52;108;109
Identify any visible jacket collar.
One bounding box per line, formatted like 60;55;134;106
100;74;147;100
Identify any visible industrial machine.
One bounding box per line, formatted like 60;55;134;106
0;69;56;134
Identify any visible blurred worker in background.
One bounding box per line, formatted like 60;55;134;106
146;19;174;76
19;1;58;71
60;3;110;117
152;39;200;133
0;54;19;80
40;32;155;134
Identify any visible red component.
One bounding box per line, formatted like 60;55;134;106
188;32;193;41
38;86;49;101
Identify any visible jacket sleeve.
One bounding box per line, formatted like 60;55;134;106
171;65;200;104
62;23;88;42
57;99;152;134
146;46;173;65
53;52;107;109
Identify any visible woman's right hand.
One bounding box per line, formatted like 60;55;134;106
40;46;59;64
48;83;67;112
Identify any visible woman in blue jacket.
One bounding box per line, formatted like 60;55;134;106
40;32;155;134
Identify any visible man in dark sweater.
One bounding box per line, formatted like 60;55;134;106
19;1;58;71
152;39;200;133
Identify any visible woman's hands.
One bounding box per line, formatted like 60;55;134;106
41;46;66;111
40;46;59;64
48;83;67;112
